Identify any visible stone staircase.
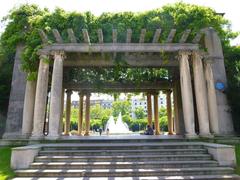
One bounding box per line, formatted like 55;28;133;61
14;141;240;179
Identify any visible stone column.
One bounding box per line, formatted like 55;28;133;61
64;90;72;135
59;89;65;134
153;92;160;135
22;80;36;138
166;90;173;135
31;55;50;139
179;51;196;138
78;93;84;135
48;51;65;139
84;93;91;136
204;59;219;134
192;51;211;137
147;93;153;128
173;84;180;134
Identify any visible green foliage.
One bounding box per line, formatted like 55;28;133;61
0;2;235;74
0;2;239;133
134;107;146;119
224;46;240;133
235;144;240;175
159;107;167;117
90;104;112;129
129;119;148;132
160;116;168;131
112;100;131;117
0;147;15;180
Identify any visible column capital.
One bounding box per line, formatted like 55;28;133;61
78;92;84;97
152;91;159;96
163;89;172;95
52;50;66;59
178;50;191;58
39;53;49;59
85;92;91;97
66;89;72;95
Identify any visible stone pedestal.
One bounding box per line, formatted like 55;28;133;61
3;44;26;139
204;27;234;135
78;93;84;135
31;55;49;140
64;90;72;135
22;80;36;138
153;92;160;135
147;93;153;128
192;51;211;137
47;51;64;139
84;93;91;136
179;51;197;138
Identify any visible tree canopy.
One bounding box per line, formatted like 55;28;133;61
0;2;239;133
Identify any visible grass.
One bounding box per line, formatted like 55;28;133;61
0;147;15;180
235;144;240;175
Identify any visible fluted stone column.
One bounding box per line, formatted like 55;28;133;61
48;51;65;139
173;84;180;134
84;93;91;136
78;93;84;135
22;80;36;138
166;90;173;135
192;51;211;137
59;89;65;134
31;55;49;139
204;59;220;134
64;90;72;135
147;93;153;128
179;51;197;138
153;92;160;135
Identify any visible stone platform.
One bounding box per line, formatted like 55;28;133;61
9;137;240;179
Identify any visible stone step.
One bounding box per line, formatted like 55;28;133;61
39;148;207;156
42;143;204;151
12;174;240;180
35;154;212;162
15;167;234;177
30;160;219;169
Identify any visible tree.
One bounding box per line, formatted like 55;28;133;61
90;104;104;120
134;107;146;119
112;100;131;117
224;46;240;132
0;2;239;135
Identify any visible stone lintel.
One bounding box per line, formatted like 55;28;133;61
38;43;199;54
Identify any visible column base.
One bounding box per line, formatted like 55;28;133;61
155;131;161;135
199;133;214;138
2;132;23;139
30;134;45;140
185;133;198;139
45;134;60;140
21;133;32;139
84;132;89;136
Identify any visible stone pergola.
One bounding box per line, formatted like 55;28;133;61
3;26;234;139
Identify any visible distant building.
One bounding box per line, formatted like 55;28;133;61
71;99;113;109
131;94;166;119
